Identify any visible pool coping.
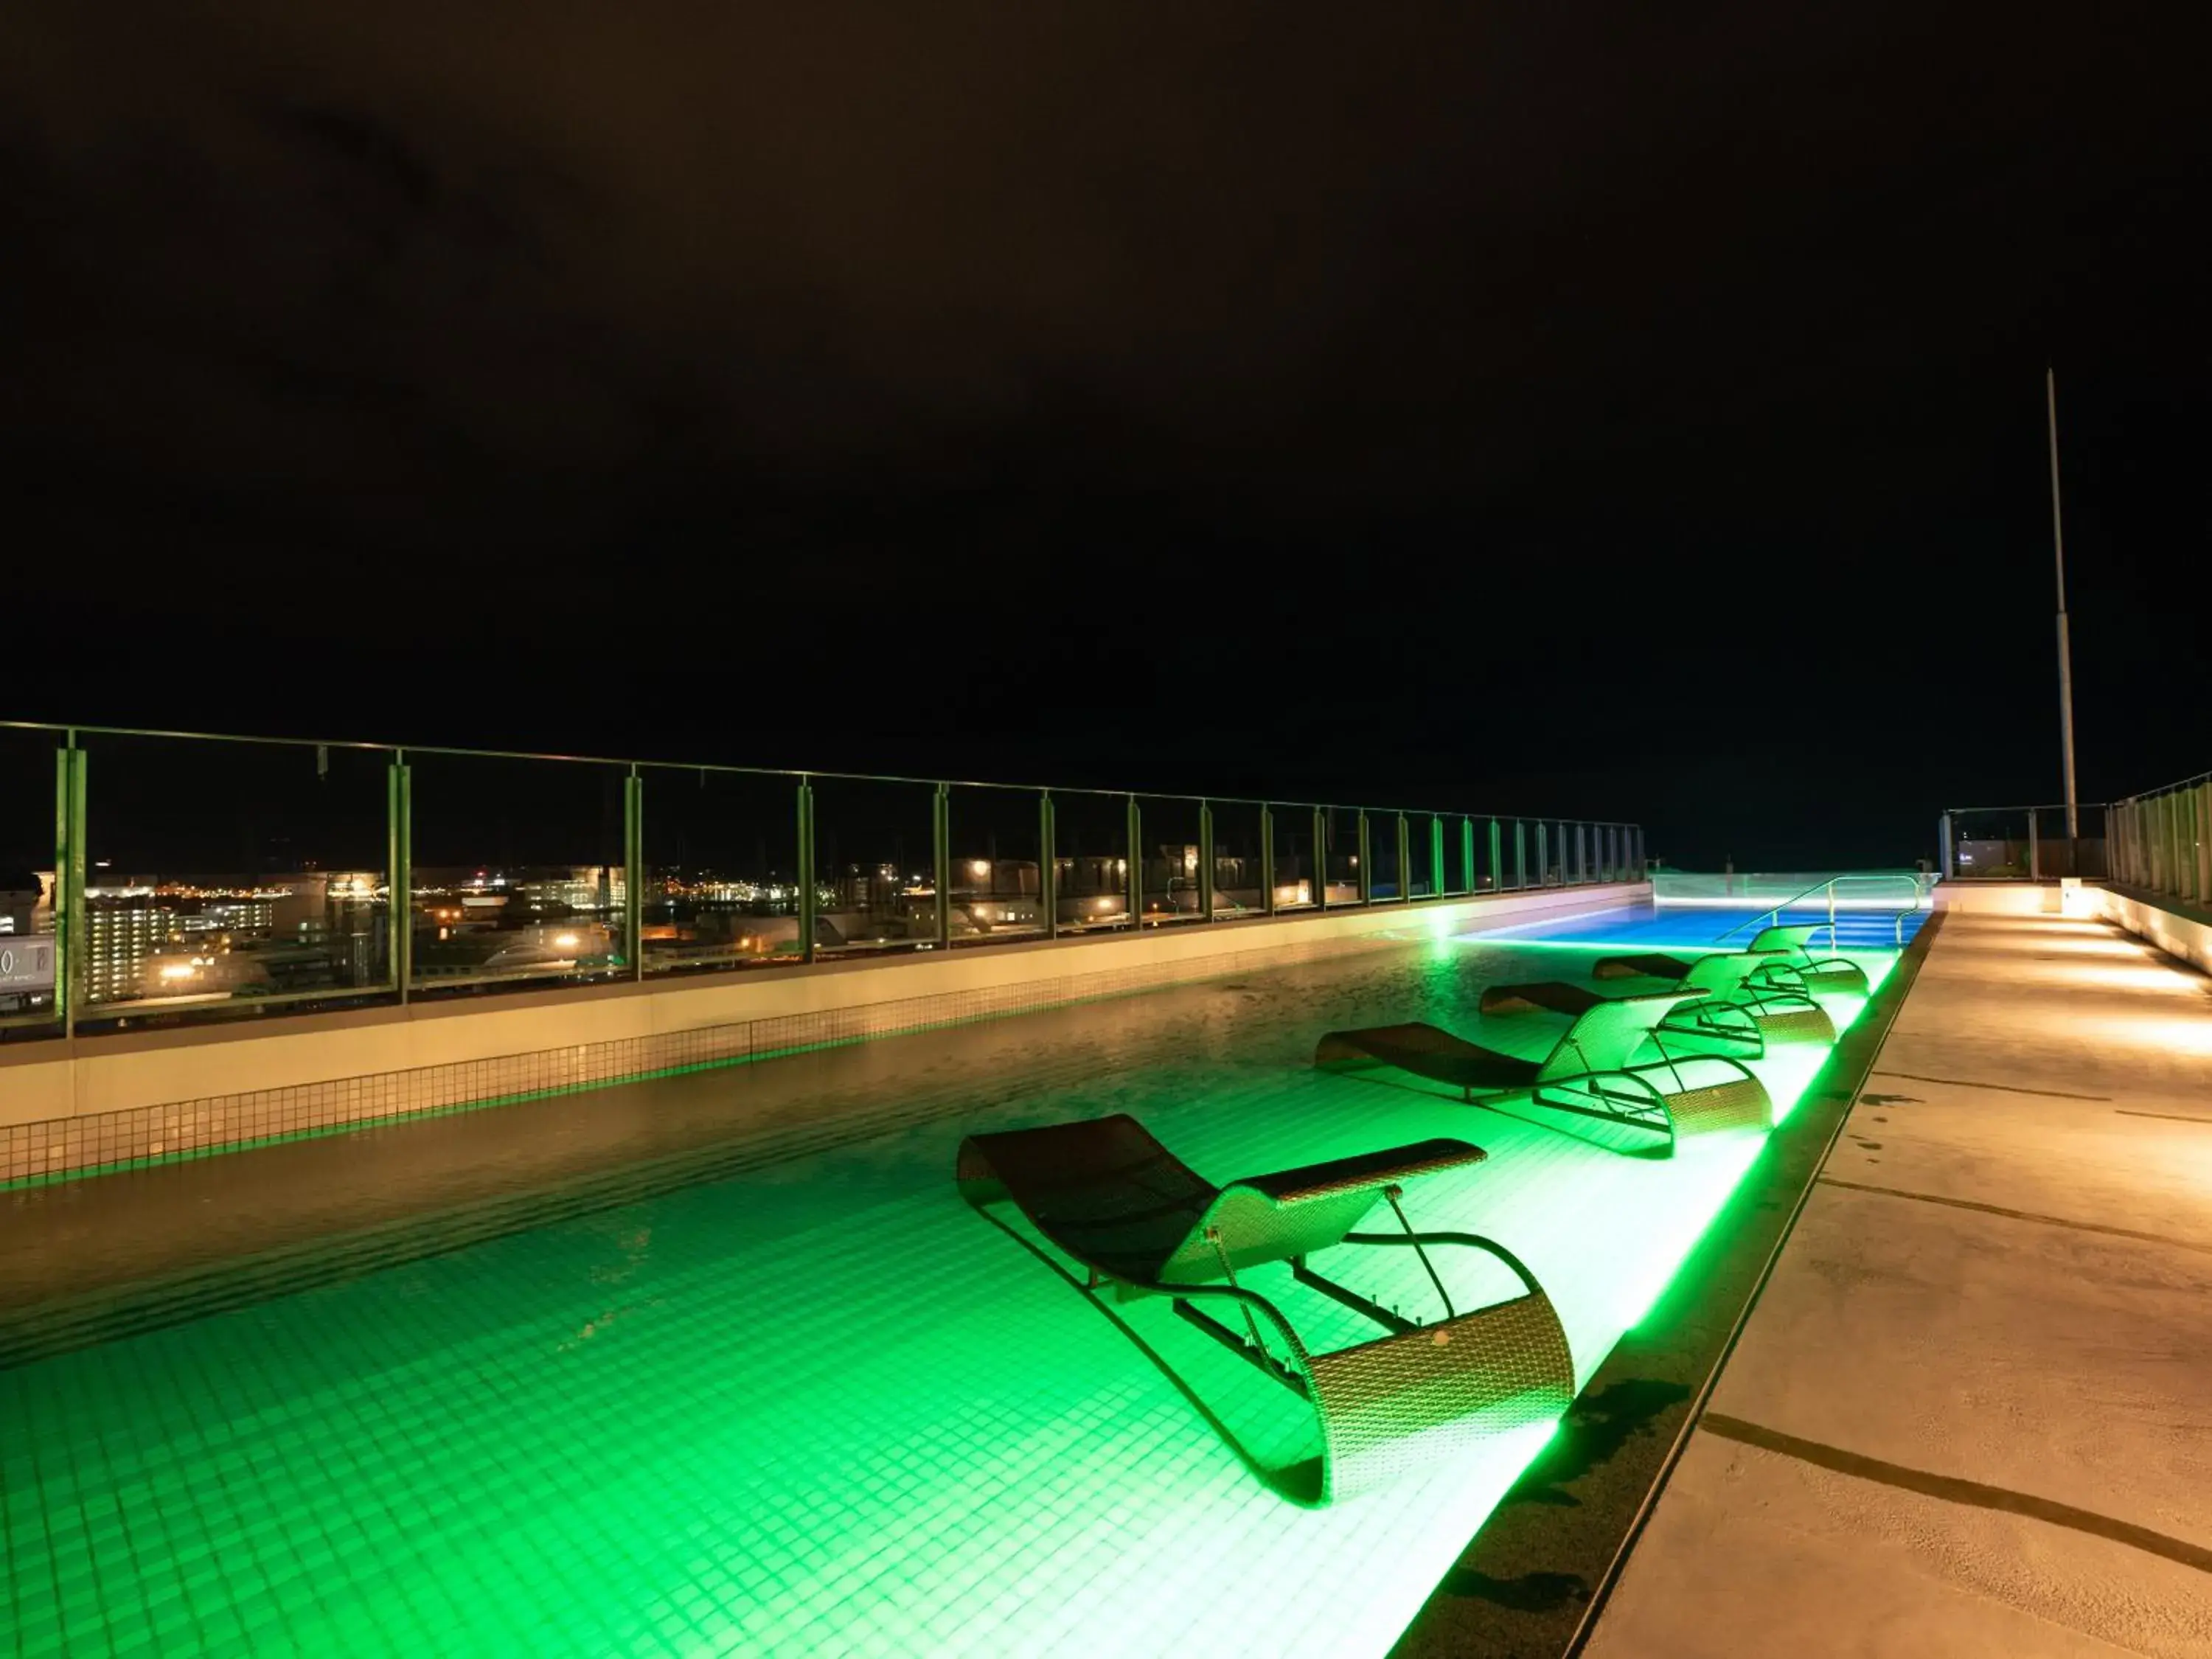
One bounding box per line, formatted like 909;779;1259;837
1388;910;1945;1659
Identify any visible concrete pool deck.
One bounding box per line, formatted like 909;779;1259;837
1585;912;2212;1658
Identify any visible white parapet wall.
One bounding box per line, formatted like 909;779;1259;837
0;882;1648;1180
1938;878;2212;973
2098;885;2212;975
1934;880;2079;917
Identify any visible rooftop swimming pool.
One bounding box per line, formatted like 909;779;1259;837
0;903;1910;1657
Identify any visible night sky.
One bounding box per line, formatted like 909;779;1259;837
5;4;2207;866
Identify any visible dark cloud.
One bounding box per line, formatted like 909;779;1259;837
3;2;2208;860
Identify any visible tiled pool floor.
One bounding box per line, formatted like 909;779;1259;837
0;914;1891;1657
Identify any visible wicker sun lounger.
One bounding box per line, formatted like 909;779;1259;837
1601;926;1868;1000
1315;990;1772;1150
957;1113;1575;1502
1523;952;1837;1048
1742;923;1871;997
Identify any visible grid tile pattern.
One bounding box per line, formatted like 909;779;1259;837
0;916;1885;1659
4;921;1417;1187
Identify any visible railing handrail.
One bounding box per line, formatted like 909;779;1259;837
0;714;1655;1040
2113;765;2212;803
1944;801;2110;815
1711;872;1930;950
0;718;1635;828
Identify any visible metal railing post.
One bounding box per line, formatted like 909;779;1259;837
2172;791;2184;897
1433;815;1448;898
2027;809;2041;880
51;742;67;1036
388;753;411;1003
2199;783;2212;902
1357;810;1373;904
1198;799;1215;921
1396;812;1411;902
1039;790;1057;939
1485;817;1500;892
56;735;86;1037
1938;813;1954;881
2188;787;2203;905
797;776;817;962
1315;807;1329;909
1535;822;1549;887
1259;804;1276;915
933;784;952;947
625;768;644;979
1125;795;1142;925
1514;819;1527;889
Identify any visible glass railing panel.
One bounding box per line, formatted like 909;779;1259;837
2021;804;2109;880
2073;804;2110;881
1952;810;2031;878
1437;814;1470;897
640;766;801;972
408;751;627;994
811;776;938;959
1053;790;1133;934
1208;801;1266;919
1267;807;1318;911
73;732;393;1024
1323;807;1363;904
0;726;64;1034
1406;813;1439;899
1135;796;1206;926
1363;810;1402;902
947;785;1048;945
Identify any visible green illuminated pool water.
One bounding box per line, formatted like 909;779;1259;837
0;925;1890;1658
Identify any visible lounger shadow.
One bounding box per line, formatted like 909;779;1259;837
1315;990;1773;1153
1638;925;1867;998
957;1113;1575;1503
1512;952;1837;1049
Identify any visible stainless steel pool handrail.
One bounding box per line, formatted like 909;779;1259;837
1712;872;1932;950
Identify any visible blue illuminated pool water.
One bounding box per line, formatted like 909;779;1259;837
1478;902;1929;950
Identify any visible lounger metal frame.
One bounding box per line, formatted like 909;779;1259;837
958;1117;1576;1501
1316;990;1773;1154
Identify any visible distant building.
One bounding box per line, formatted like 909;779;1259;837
0;870;41;937
84;899;180;1003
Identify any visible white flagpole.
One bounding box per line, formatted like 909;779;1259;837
2047;366;2079;841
